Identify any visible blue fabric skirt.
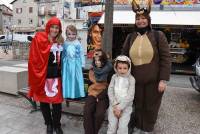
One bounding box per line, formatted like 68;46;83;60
62;57;86;99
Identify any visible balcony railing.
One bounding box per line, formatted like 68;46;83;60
48;9;57;16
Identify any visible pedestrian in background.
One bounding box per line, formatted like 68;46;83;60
122;0;171;133
28;17;64;134
62;25;86;99
107;55;135;134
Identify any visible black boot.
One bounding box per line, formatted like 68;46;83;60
55;126;63;134
46;124;53;134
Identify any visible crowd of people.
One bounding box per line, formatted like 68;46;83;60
28;1;171;134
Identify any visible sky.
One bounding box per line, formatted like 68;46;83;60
0;0;13;9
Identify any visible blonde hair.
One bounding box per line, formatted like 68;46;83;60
56;33;64;44
66;25;77;36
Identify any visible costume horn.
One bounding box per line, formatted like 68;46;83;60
146;0;152;14
131;0;140;13
131;0;152;15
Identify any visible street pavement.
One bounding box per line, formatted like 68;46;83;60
0;59;200;134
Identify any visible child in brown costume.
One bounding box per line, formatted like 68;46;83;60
88;49;112;97
83;49;113;134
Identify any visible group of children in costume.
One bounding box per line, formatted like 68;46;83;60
29;17;135;134
63;28;135;134
62;25;135;133
57;24;135;133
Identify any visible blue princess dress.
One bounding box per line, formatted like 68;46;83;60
62;40;86;99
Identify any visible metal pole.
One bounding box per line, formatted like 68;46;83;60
102;0;114;58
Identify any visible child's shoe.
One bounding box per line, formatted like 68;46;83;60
46;124;53;134
133;127;141;134
55;126;63;134
141;130;153;134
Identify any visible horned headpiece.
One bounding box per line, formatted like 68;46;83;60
131;0;152;16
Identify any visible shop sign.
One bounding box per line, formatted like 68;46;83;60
161;0;198;5
76;0;199;5
75;0;133;6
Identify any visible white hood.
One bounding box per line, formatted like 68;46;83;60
114;55;131;77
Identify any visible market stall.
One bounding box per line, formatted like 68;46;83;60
99;10;200;74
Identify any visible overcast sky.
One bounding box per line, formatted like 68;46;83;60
0;0;13;9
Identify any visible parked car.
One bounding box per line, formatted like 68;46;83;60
189;56;200;93
0;34;34;45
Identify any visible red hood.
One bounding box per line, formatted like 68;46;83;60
45;17;62;34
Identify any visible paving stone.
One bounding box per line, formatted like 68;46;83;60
0;63;200;134
0;126;13;134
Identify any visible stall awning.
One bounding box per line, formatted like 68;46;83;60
98;11;200;26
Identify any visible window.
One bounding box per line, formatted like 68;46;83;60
51;5;55;11
18;19;21;25
29;19;33;24
76;8;80;19
42;18;45;25
40;6;45;12
16;8;22;14
29;7;33;13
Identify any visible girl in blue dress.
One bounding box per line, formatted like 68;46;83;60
62;25;86;99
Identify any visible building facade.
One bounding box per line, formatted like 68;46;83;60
37;0;65;29
0;4;13;34
11;0;38;34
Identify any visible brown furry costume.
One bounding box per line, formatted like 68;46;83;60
83;49;113;134
121;0;171;132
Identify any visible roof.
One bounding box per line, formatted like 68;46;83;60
2;11;13;16
0;4;12;11
10;0;17;4
98;10;200;26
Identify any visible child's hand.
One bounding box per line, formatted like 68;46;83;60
113;108;118;117
113;106;122;118
116;109;122;118
88;90;97;97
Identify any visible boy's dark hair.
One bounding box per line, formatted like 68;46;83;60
115;60;130;69
92;49;108;68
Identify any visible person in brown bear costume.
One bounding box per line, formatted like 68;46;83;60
121;0;171;133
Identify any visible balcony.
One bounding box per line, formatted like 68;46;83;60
48;9;57;16
38;10;45;16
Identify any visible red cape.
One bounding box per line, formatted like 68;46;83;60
28;17;63;103
28;32;51;97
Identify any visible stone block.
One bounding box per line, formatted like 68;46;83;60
0;66;28;95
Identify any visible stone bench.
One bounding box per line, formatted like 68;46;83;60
0;66;28;95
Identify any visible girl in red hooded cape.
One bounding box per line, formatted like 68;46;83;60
28;17;64;134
